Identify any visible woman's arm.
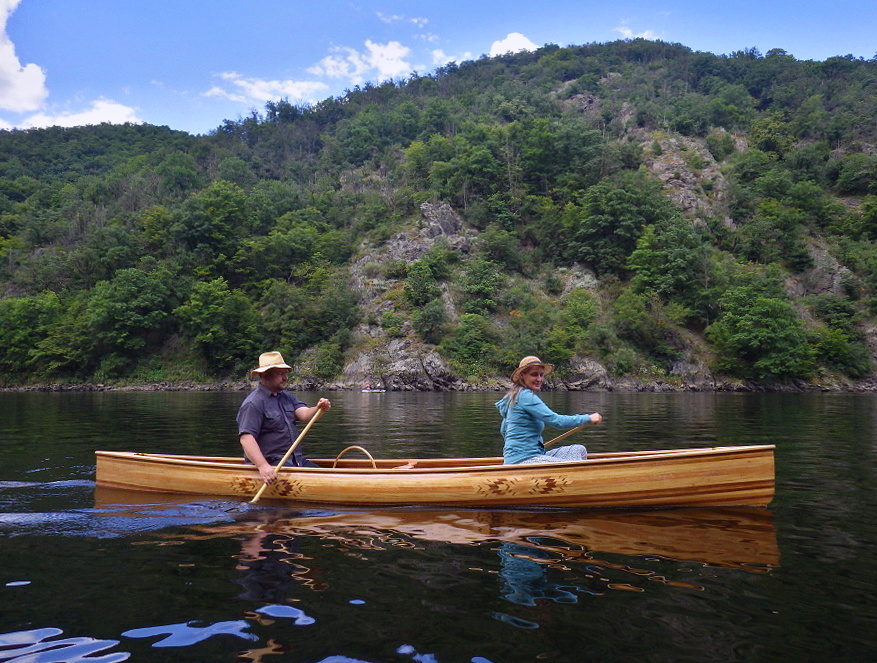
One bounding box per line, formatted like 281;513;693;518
521;392;593;429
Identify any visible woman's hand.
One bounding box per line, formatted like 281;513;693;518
589;412;602;425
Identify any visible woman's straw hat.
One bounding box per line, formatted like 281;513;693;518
250;351;292;378
511;356;554;384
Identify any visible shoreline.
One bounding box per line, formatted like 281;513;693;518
4;375;877;394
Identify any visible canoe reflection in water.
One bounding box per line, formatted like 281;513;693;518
95;488;778;614
176;504;779;582
226;507;778;564
91;490;780;656
94;487;780;574
187;505;779;635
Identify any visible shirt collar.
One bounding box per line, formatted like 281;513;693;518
257;383;280;397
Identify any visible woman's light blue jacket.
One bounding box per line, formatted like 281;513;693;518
495;389;591;464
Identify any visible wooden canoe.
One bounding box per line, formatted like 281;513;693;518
94;444;775;508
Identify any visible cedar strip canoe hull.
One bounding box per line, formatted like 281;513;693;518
94;445;775;509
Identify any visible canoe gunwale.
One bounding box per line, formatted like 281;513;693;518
95;444;776;475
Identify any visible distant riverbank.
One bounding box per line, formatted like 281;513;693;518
4;374;877;393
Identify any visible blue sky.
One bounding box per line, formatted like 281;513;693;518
1;0;875;135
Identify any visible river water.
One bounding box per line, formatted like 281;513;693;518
1;390;875;662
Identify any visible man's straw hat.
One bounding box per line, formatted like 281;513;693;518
250;351;292;378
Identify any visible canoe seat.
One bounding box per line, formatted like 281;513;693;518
332;445;377;468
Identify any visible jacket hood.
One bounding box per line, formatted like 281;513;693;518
495;396;510;418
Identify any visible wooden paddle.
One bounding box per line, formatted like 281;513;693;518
250;405;326;504
543;422;589;449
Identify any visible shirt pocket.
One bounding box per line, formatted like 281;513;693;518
281;402;299;423
263;403;288;432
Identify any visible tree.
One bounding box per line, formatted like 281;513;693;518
404;260;442;307
174;278;259;370
860;195;877;240
312;329;351;379
441;313;499;373
735;198;812;271
461;256;503;314
706;284;814;380
155;151;202;196
749;114;794;158
257;264;359;359
560;172;676;275
729;148;775;183
412;298;447;344
476;224;525;273
612;287;685;360
171;180;249;269
29;292;96;377
0;291;62;378
86;267;176;377
628;215;710;319
834;153;877;195
217;156;258;189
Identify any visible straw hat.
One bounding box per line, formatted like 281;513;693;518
250;351;292;378
511;356;554;384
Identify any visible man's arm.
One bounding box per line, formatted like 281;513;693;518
240;433;277;484
294;397;332;422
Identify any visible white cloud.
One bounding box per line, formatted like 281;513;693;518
489;32;538;57
377;12;403;24
0;1;140;129
19;98;141;129
431;48;473;66
208;39;414;110
365;40;412;78
377;12;428;28
613;25;660;40
309;40;412;85
308;47;370;81
205;72;329;103
0;0;48;112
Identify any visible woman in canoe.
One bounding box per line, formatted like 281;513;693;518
496;356;601;464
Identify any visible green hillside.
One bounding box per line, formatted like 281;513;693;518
2;39;877;389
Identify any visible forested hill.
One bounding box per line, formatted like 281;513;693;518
3;39;877;390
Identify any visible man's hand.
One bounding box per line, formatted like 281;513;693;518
257;462;277;484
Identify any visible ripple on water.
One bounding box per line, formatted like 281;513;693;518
0;497;245;538
0;627;129;662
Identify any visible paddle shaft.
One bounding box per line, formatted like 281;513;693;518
543;422;589;449
250;405;326;503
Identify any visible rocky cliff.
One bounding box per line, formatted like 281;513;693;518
293;129;877;393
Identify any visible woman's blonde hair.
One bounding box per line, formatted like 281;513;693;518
504;382;524;408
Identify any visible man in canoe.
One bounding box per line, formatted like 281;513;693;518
496;356;601;464
237;351;331;484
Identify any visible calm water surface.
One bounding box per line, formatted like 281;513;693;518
1;390;876;662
